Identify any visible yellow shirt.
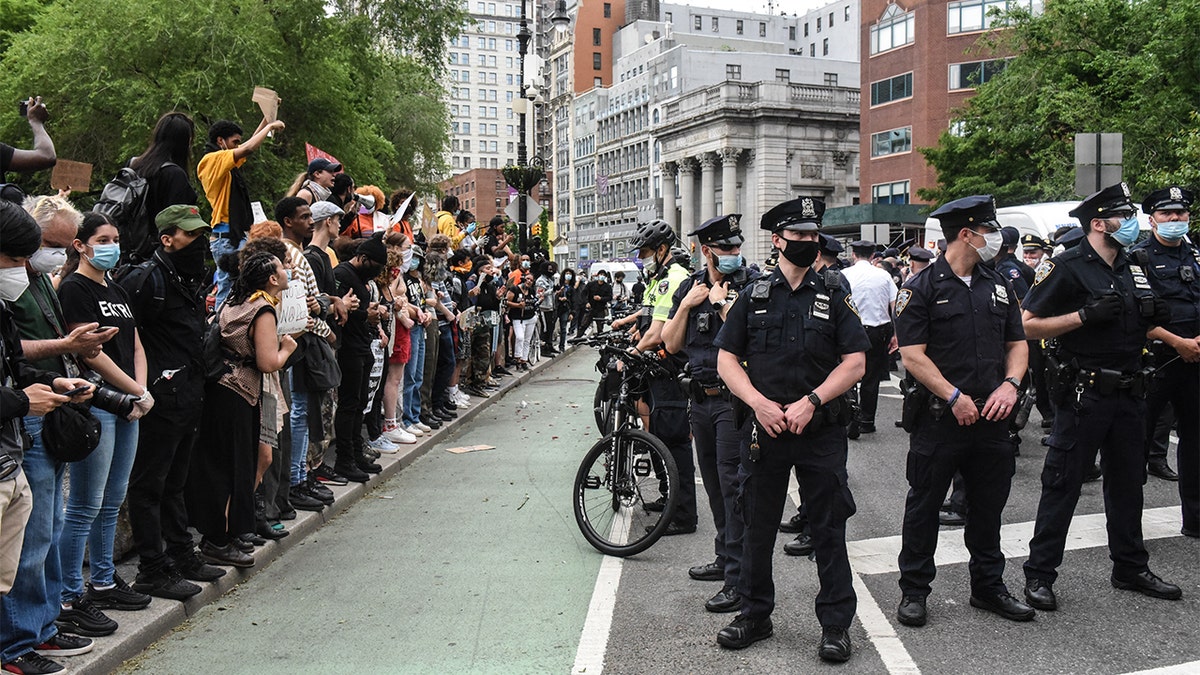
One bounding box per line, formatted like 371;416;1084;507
436;210;466;248
196;149;247;228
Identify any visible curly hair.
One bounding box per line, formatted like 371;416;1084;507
241;236;288;265
227;251;281;306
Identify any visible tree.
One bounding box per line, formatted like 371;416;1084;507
920;0;1200;207
0;0;464;206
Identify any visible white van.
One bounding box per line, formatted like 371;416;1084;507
584;260;641;296
922;201;1151;251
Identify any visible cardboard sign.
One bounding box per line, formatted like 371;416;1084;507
252;87;281;123
390;192;415;227
50;159;92;192
446;444;495;454
276;283;308;336
250;201;267;224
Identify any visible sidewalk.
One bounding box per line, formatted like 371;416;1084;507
65;348;577;675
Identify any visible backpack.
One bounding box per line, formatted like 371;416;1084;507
92;162;176;264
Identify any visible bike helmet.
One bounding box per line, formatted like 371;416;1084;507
629;219;676;253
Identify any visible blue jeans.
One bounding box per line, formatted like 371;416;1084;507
58;409;139;601
1;416;66;663
209;234;243;310
288;368;308;486
402;324;426;427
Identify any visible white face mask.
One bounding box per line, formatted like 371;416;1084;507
29;247;67;275
640;254;658;275
0;267;30;302
972;230;1003;262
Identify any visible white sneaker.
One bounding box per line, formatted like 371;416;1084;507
414;422;432;433
384;427;417;444
369;436;399;454
405;424;426;437
455;393;471;407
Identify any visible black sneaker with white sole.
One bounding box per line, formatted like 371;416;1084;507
3;651;65;674
312;464;348;486
34;633;94;657
56;595;117;637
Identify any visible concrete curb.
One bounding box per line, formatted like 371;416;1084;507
70;346;579;675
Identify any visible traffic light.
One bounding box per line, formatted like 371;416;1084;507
531;222;541;236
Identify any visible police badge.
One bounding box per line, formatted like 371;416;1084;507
801;198;816;218
895;288;912;316
1033;260;1054;286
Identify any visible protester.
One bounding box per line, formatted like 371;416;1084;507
288;157;341;205
55;212;155;637
535;260;559;356
402;246;434;436
554;269;576;351
506;272;537;370
378;235;418;447
1;96;57;176
197;117;286;309
128;112;197;262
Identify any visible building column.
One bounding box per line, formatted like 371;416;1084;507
744;150;763;260
677;157;697;238
699;152;718;224
719;147;741;215
660;161;678;233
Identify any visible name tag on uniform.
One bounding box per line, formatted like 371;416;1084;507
1129;264;1152;291
936;299;949;305
753;309;767;315
813;303;830;321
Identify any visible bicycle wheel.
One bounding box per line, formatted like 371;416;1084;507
573;429;679;557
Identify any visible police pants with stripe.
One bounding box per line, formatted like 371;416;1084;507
737;423;856;628
1025;389;1150;584
690;396;747;588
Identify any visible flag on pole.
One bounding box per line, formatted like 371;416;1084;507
304;143;343;170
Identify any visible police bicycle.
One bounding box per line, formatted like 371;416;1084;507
569;333;680;557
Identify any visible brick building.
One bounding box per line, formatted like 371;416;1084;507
437;167;553;226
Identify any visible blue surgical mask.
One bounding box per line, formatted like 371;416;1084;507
521;260;530;269
1157;220;1190;241
715;253;743;274
87;243;121;271
1110;215;1140;247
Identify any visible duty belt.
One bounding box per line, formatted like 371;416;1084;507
1074;368;1151;396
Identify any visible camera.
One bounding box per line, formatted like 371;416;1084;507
0;451;18;481
85;373;137;417
17;100;27;117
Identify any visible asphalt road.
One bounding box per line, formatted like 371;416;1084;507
121;348;1198;674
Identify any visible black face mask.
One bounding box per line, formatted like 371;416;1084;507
167;235;208;279
780;239;819;268
357;261;382;280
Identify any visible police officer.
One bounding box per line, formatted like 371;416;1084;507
713;197;867;663
907;246;934;279
620;219;696;535
893;195;1034;626
662;214;758;612
994;227;1033;299
1133;186;1198;534
841;239;897;435
1022;234;1049;270
1022;183;1181;610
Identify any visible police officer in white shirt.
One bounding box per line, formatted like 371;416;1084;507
839;241;897;433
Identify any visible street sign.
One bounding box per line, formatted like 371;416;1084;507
504;195;544;224
1075;133;1123;196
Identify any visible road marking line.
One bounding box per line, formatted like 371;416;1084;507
847;506;1183;575
1121;662;1200;675
573;509;631;674
790;486;922;675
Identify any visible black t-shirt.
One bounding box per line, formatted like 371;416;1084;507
143;163;198;224
305;245;337;295
334;262;374;357
475;275;501;312
0;143;14;174
58;273;138;378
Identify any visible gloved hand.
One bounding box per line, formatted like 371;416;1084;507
128;389;155;421
1150;297;1172;326
1078;294;1123;325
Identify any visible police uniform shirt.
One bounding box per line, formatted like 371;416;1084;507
894;255;1025;400
840;260;897;327
668;265;758;385
1023;236;1154;372
1132;236;1200;339
994;255;1032;300
714;267;869;403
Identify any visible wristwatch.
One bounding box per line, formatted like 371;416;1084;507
714;298;730;308
1003;377;1022;390
806;392;822;407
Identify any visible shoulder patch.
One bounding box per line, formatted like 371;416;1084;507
1033;260;1054;287
657;279;670;294
895;288;912;316
1008;267;1020;279
844;293;861;319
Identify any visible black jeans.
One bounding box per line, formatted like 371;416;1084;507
127;405;202;574
859;323;892;425
335;349;372;466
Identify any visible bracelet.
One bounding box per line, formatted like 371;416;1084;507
947;388;961;407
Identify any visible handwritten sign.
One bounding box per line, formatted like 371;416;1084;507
50;160;92;192
446;445;495;454
250;201;267;225
276;283;308;336
252;86;281;126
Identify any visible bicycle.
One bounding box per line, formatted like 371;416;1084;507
582;330;633;435
569;333;680;557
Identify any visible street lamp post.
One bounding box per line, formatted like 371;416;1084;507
509;0;570;256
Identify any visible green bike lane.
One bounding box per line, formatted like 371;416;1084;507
123;351;604;674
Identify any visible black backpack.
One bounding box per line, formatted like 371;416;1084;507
93;163;176;264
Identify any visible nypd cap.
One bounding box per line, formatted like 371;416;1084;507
1141;185;1193;214
760;197;824;232
930;195;1000;233
689;214;745;246
1068;182;1136;224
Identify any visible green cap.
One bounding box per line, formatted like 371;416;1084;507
155;204;210;233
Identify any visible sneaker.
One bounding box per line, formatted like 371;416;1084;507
368;436;399;454
289;483;325;511
455;392;472;406
312;464;348;486
414;421;432;433
336;462;371;483
85;574;151;611
306;475;335;504
57;595;118;637
171;552;227;583
361;443;381;460
355;455;382;474
3;651;65;674
34;633;93;657
402;424;424;437
133;568;203;600
384;428;417;445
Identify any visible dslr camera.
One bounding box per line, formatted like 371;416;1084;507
85;373;137;417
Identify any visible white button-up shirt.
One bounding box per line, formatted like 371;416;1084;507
840;260;897;327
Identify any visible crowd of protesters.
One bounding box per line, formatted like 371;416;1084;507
0;103;620;675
